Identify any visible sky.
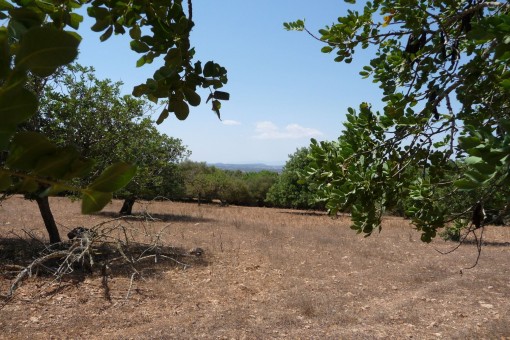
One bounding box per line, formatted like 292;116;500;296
77;1;383;165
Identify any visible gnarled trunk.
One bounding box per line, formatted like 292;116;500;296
119;197;136;215
35;195;61;244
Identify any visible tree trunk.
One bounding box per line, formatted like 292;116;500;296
35;195;61;244
119;197;136;215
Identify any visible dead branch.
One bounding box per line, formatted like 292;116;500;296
101;264;111;302
1;210;203;303
6;250;69;299
435;222;485;272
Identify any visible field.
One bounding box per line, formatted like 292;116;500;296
0;196;509;339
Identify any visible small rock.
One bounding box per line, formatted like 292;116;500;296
480;303;494;309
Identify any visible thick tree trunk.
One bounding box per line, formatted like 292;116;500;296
119;197;136;215
35;196;61;244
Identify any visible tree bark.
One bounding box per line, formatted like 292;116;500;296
119;197;136;215
35;195;61;244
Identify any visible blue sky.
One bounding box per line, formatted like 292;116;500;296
77;1;383;165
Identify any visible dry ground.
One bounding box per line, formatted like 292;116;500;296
0;195;509;339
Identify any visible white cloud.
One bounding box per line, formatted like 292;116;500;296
253;121;323;140
222;120;242;126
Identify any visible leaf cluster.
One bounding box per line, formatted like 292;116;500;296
292;0;510;240
0;0;227;213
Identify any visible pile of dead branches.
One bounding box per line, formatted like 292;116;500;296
0;215;205;302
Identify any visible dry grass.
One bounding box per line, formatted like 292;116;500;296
0;195;509;339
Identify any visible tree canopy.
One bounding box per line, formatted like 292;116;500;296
266;147;324;210
286;0;510;241
35;65;191;214
0;0;228;214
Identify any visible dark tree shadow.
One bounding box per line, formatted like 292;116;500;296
461;239;510;247
94;211;215;224
279;211;330;217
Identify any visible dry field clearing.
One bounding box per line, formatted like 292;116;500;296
0;195;509;339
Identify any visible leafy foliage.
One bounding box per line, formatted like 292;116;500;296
266;148;325;210
178;161;278;206
33;65;191;203
287;1;510;241
0;0;227;213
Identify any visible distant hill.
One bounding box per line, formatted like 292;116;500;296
209;163;283;173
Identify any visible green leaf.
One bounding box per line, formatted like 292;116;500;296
35;0;55;12
0;126;15;150
41;184;69;197
213;91;230;100
16;26;80;77
33;147;80;177
88;162;137;192
420;232;432;243
7;132;56;170
183;88;201;106
129;25;141;40
100;26;113;42
81;190;113;214
170;98;189;120
136;55;147;67
0;173;12;190
156;107;169;124
321;46;334;53
0;87;38;125
91;19;110;32
0;26;9;78
65;157;95;179
0;0;14;10
454;179;481;190
132;83;148;96
130;40;150;53
18;178;39;193
212;99;221;119
501;78;510;90
164;48;182;65
67;13;84;30
459;136;481;149
465;156;483;165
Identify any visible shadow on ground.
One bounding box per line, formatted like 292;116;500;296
279;211;330;217
94;211;216;224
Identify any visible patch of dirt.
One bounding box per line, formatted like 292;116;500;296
0;195;509;339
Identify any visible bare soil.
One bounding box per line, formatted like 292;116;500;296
0;195;509;339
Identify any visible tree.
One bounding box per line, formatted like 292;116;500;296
266;147;324;210
286;1;510;241
179;161;214;205
0;0;228;223
115;119;191;215
22;64;140;241
37;65;190;215
244;170;278;206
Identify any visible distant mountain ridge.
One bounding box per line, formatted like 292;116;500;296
209;163;283;173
